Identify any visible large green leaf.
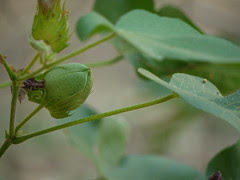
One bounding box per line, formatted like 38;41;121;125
206;140;240;180
77;9;240;94
112;36;189;78
103;155;205;180
58;105;129;166
93;0;154;23
157;5;203;33
138;69;240;131
76;10;240;63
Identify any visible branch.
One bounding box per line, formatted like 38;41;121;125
0;139;12;159
0;54;16;80
9;82;20;138
85;55;124;68
13;94;177;144
0;81;12;88
15;104;44;133
17;33;116;81
20;53;41;75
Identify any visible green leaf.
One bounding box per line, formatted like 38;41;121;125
77;9;240;92
157;5;203;33
93;0;154;23
58;104;101;160
97;117;129;165
138;69;240;131
125;53;240;94
93;2;203;80
184;63;240;95
115;40;240;94
114;43;189;78
76;12;114;41
206;140;240;180
76;10;240;63
58;105;129;166
115;10;240;63
103;155;205;180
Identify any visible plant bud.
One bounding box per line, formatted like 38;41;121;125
29;37;49;53
28;63;93;119
32;0;70;53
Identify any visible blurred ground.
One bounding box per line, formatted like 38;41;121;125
0;0;239;180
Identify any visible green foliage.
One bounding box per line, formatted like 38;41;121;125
97;117;129;165
103;155;205;180
1;0;240;179
77;10;240;63
90;3;240;94
58;105;102;160
206;140;240;180
76;12;114;41
157;5;203;33
139;69;240;131
60;105;205;180
93;0;154;23
58;105;129;167
184;63;240;94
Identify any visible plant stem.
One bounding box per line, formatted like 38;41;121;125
0;55;121;88
0;139;12;159
21;53;40;75
85;55;124;68
0;81;12;88
1;59;16;80
17;33;116;81
9;82;20;139
15;104;44;133
13;94;177;144
50;33;116;67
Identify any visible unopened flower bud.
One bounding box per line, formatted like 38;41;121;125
28;63;93;119
32;0;70;53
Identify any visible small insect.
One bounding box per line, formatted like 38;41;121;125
202;79;207;83
18;77;45;102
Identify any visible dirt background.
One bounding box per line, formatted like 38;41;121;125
0;0;240;179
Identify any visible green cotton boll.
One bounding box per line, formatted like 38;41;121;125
32;0;70;53
28;63;93;119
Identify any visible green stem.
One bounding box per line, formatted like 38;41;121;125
0;139;12;159
15;104;44;133
2;59;16;80
0;55;120;88
20;53;40;75
9;82;20;138
13;94;177;144
0;54;121;88
85;55;124;68
17;33;116;81
0;81;12;88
